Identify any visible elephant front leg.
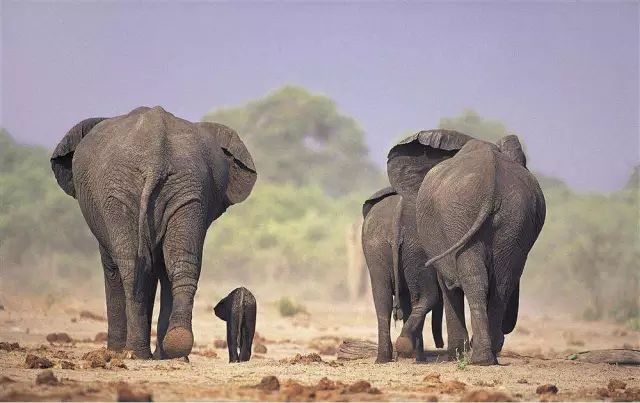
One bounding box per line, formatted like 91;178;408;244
100;247;127;351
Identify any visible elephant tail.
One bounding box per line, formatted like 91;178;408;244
391;198;403;322
423;153;496;270
431;297;444;348
133;169;165;299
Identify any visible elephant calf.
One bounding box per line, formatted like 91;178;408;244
50;106;257;359
362;187;443;363
214;287;257;363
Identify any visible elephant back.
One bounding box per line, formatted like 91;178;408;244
362;186;398;218
387;129;473;200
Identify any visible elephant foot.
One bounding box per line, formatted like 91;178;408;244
375;356;392;364
163;327;193;358
470;348;498;366
395;336;414;356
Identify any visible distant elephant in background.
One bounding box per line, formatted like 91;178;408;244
387;130;545;365
50;106;257;359
362;187;443;363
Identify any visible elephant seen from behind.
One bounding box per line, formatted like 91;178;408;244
362;187;443;363
50;106;257;359
387;130;545;365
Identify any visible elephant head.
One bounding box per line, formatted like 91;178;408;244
496;134;527;167
50;117;107;198
386;129;473;200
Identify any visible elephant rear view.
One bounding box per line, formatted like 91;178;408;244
50;106;257;359
387;130;545;365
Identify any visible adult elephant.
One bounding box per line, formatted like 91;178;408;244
362;187;443;363
387;130;545;365
50;106;257;359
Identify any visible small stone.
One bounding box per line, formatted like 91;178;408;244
256;375;280;391
110;358;128;369
254;343;267;354
60;361;75;369
536;384;558;395
25;354;53;369
347;380;372;393
45;333;73;344
213;339;227;349
517;378;528;384
424;373;441;383
116;383;152;401
0;341;22;352
316;377;338;391
596;388;610;398
70;317;77;323
0;376;15;385
94;332;108;343
199;349;218;358
608;379;627;391
35;369;59;386
461;389;512;402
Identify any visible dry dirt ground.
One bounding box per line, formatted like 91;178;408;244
0;294;638;402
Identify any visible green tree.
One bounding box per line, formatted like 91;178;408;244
203;86;383;196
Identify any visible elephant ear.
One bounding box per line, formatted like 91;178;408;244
362;186;397;218
50;117;108;198
386;129;473;199
213;295;229;321
496;134;527;167
199;122;257;205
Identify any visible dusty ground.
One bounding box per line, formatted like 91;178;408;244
0;293;639;402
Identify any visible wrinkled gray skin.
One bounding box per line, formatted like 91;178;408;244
214;287;257;363
50;106;257;359
362;187;443;364
387;130;545;365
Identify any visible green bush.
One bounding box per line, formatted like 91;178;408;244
276;297;307;317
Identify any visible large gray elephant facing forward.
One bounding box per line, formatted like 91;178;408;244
387;130;545;365
50;106;256;359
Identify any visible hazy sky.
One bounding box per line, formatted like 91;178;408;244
2;1;638;191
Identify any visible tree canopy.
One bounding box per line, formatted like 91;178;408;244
203;86;383;196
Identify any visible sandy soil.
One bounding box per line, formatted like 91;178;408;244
1;294;639;401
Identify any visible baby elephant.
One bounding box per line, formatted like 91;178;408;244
214;287;257;362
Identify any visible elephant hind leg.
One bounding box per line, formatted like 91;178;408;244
458;247;496;366
100;246;127;351
160;201;205;359
437;273;468;361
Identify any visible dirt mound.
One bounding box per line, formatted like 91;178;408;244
536;384;558;395
82;347;130;368
256;375;280;391
256;378;382;401
284;353;323;364
422;373;467;395
79;310;106;322
0;341;24;352
46;332;73;344
213;339;227;349
94;332;108;343
461;389;513;402
116;382;153;402
308;336;341;356
254;343;267;354
35;370;59;386
25;354;53;369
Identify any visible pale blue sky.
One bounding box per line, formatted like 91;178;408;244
2;1;638;191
